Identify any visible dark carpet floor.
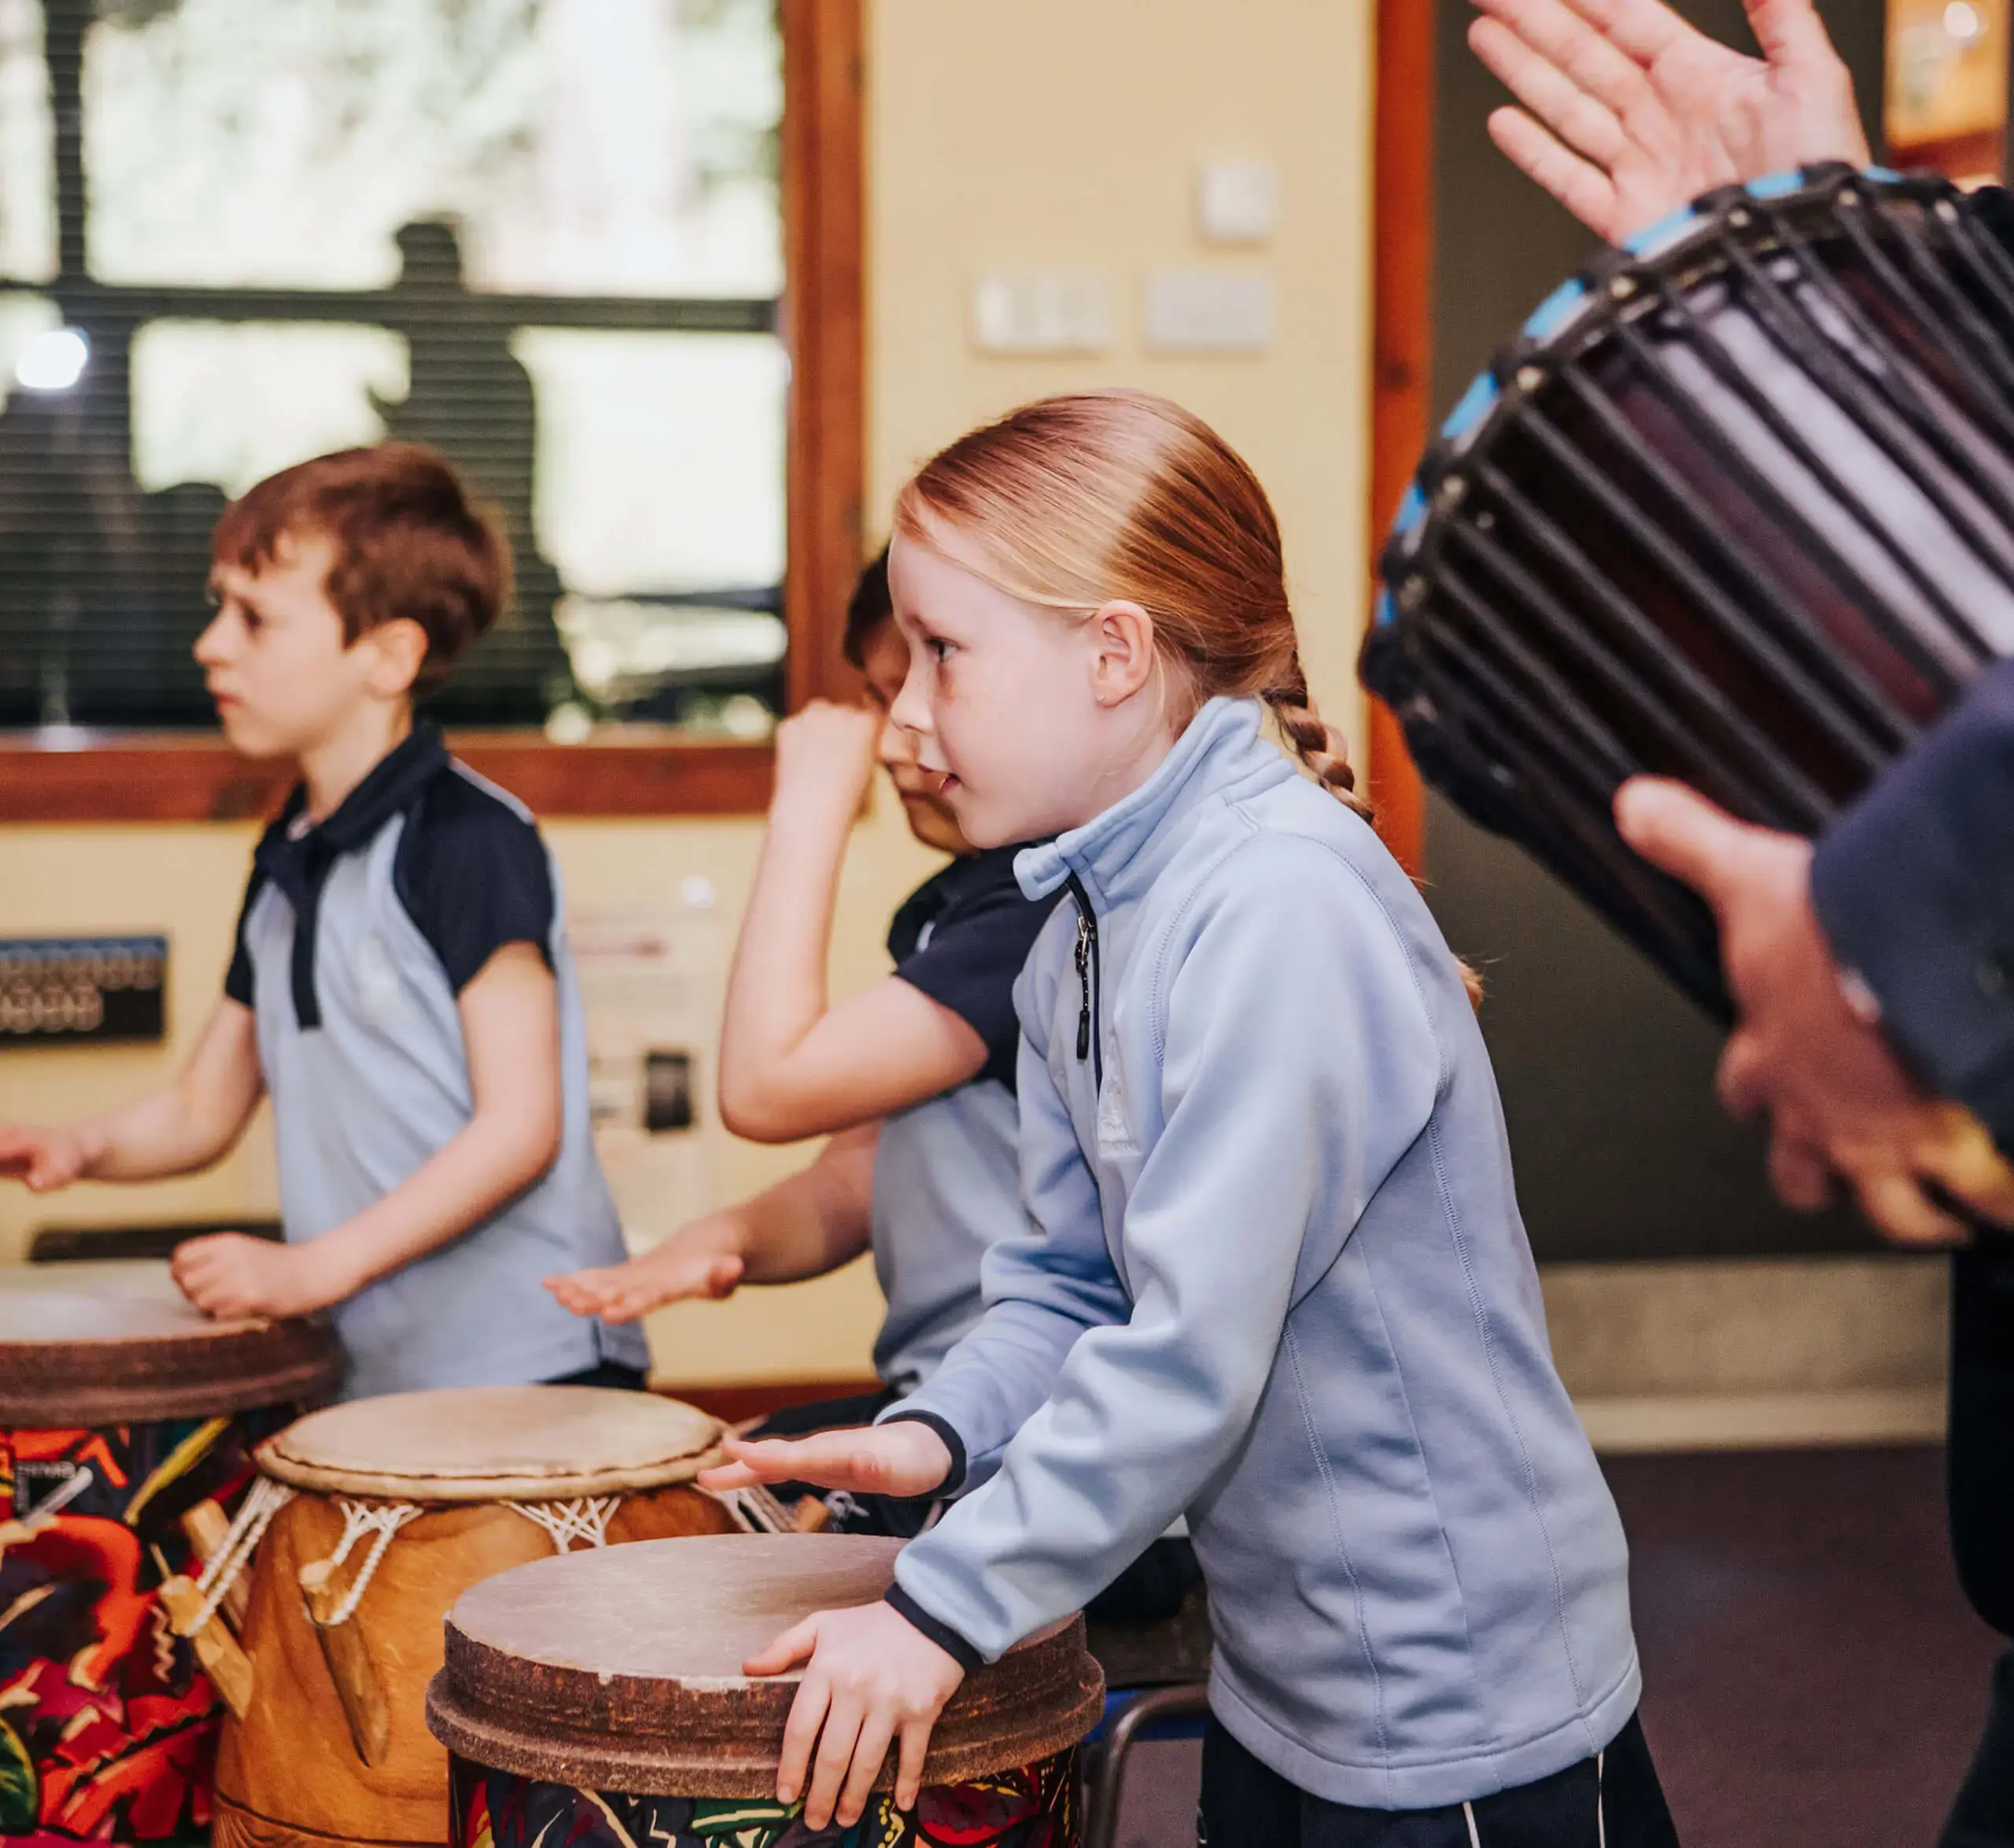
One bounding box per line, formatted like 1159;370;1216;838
1107;1447;2004;1848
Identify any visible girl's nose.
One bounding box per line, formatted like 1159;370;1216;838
890;655;932;738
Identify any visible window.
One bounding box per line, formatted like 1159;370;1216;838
0;0;861;817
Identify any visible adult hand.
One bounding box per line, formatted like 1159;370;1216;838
1469;0;1869;245
1616;778;2014;1245
545;1241;744;1323
697;1422;954;1501
171;1232;345;1320
0;1123;94;1192
745;1600;965;1828
770;701;880;825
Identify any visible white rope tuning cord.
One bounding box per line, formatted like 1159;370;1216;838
185;1477;297;1636
711;1484;795;1534
509;1496;622;1554
315;1499;423;1628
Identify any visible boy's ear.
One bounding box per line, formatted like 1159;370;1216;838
363;618;431;698
1088;599;1156;707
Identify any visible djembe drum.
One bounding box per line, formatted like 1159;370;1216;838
1361;162;2014;1013
0;1260;341;1848
426;1534;1105;1848
203;1386;747;1848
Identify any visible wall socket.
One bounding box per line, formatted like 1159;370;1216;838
0;936;168;1044
971;271;1116;355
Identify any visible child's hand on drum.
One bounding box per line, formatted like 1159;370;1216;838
743;1598;966;1828
172;1230;345;1320
544;1245;744;1322
697;1421;954;1500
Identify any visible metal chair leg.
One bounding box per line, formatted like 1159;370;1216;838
1083;1682;1211;1848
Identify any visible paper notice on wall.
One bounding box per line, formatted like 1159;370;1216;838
570;879;724;1255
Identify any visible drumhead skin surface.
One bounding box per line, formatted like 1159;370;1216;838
0;1260;342;1423
258;1385;724;1499
427;1534;1106;1796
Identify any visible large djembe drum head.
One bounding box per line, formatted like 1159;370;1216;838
427;1534;1105;1846
0;1260;340;1848
0;1258;340;1425
1363;164;2014;1013
212;1385;739;1848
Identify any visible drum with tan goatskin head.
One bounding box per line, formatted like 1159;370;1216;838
0;1260;341;1848
205;1385;744;1848
426;1533;1106;1848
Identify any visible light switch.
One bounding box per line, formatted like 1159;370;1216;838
971;272;1116;355
1197;161;1280;244
1143;272;1276;355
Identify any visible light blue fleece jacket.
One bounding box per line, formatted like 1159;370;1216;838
880;698;1639;1810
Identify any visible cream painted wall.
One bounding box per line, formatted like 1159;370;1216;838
0;0;1377;1381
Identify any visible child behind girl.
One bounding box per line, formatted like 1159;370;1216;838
702;391;1676;1846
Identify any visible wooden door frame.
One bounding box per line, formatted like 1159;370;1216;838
1366;0;1433;879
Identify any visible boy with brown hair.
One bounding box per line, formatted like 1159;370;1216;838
0;444;647;1400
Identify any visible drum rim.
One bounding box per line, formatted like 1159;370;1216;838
426;1535;1105;1798
0;1314;344;1425
257;1385;727;1499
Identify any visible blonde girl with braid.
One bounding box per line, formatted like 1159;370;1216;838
699;390;1670;1848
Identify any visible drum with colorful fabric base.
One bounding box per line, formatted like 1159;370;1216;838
0;1260;341;1848
426;1533;1105;1848
1362;163;2014;1014
208;1385;743;1848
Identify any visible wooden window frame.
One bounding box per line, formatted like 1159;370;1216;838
1365;0;1432;880
0;0;864;824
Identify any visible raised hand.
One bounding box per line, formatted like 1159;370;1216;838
545;1245;744;1323
744;1600;965;1828
1469;0;1869;244
0;1123;91;1192
770;699;880;824
696;1422;955;1502
1616;778;2014;1245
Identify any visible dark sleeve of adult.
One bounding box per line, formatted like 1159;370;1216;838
1809;658;2014;1149
894;888;1059;1090
393;772;557;994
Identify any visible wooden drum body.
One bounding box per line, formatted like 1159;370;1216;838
0;1261;341;1848
428;1534;1105;1848
210;1386;738;1848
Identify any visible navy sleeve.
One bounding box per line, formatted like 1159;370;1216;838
223;867;267;1006
393;772;556;994
1810;658;2014;1148
894;886;1057;1090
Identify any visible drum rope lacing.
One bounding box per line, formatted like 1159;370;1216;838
184;1476;297;1636
317;1499;426;1626
507;1495;622;1552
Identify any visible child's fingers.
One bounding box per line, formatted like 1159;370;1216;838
773;1669;832;1807
802;1695;866;1831
695;1460;763;1492
894;1716;934;1811
835;1710;896;1827
743;1615;820;1677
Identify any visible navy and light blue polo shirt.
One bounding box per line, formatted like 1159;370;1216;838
869;848;1059;1392
225;722;648;1400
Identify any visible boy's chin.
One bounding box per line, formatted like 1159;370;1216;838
213;710;297;761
